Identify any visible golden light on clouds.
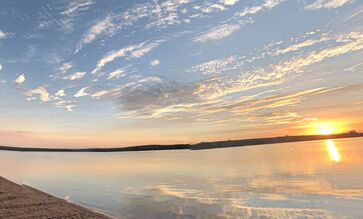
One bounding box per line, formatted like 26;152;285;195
326;140;341;162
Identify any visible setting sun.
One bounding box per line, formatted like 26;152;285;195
315;122;336;135
306;121;346;135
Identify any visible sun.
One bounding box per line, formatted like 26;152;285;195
315;122;336;135
307;120;344;135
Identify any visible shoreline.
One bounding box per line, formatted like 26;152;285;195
0;132;362;152
0;176;111;219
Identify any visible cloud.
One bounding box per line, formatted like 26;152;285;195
195;32;363;100
107;68;125;80
187;55;238;75
60;0;95;30
91;90;109;99
91;76;196;116
61;0;95;17
59;62;73;74
223;0;238;6
74;87;88;97
0;64;3;71
191;0;283;44
112;31;363;122
25;86;51;102
236;0;283;17
100;0;240;34
53;100;74;112
121;1;187;30
76;14;117;52
92;40;164;74
150;59;160;66
193;23;241;43
38;0;95;31
305;0;351;10
15;74;26;85
55;89;66;97
225;87;341;115
20;86;75;111
130;40;164;58
274;36;330;55
63;71;86;80
0;30;8;40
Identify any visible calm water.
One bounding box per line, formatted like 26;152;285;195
1;138;363;218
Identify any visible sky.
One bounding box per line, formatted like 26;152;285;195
0;0;362;147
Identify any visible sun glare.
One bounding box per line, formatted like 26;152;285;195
308;121;343;135
316;122;335;135
326;140;341;162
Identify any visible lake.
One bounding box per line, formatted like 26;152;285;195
1;138;362;218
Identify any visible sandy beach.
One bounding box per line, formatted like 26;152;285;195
0;176;110;219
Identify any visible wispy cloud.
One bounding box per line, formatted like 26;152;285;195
63;71;86;80
226;87;341;116
235;0;283;17
195;32;363;99
91;90;109;99
92;40;164;74
59;62;73;74
60;0;95;30
107;68;125;80
110;31;363;122
305;0;351;10
61;0;95;17
53;100;74;112
74;87;88;97
38;0;95;31
187;55;238;75
273;36;330;55
193;0;283;44
76;14;117;53
91;0;240;34
193;23;241;43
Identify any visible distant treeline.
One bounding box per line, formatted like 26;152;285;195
0;132;362;152
191;132;363;150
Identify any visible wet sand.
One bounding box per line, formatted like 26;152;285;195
0;176;110;219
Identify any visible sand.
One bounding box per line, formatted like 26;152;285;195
0;176;110;219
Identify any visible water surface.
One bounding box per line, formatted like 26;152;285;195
1;138;362;218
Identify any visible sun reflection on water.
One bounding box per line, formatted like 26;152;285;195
326;140;341;162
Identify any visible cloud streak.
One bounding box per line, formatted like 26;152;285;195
92;40;164;74
76;14;117;52
63;71;86;80
305;0;352;10
193;23;241;43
